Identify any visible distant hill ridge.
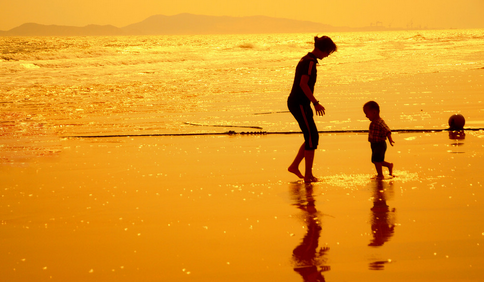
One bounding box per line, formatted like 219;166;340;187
0;13;397;36
1;23;126;36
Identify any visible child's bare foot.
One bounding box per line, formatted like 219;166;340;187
288;166;304;178
372;175;385;180
388;163;394;176
304;176;319;183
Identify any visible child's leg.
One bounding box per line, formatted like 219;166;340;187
373;162;384;177
371;142;392;177
382;161;394;176
288;143;305;178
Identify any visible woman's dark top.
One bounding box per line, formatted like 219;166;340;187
288;52;318;105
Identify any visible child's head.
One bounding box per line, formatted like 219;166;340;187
314;36;337;55
363;101;380;121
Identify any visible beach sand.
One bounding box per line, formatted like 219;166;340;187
1;129;484;282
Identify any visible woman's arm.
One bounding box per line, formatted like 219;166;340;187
300;75;325;116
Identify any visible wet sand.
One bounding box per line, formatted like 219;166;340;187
1;130;484;281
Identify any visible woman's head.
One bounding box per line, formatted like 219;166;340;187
314;36;337;55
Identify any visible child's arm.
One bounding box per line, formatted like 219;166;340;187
387;132;395;146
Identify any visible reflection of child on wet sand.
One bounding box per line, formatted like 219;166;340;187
363;101;395;178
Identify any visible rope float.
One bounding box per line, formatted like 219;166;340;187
63;128;482;139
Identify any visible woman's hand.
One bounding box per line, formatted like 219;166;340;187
314;103;325;116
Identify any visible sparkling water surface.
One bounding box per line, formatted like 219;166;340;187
1;29;483;138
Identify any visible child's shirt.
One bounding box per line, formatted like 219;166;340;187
368;118;391;143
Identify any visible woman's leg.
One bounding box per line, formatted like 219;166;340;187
288;143;305;178
304;149;317;182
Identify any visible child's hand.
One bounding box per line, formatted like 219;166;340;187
388;137;395;146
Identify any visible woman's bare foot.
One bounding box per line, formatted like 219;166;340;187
388;163;394;176
288;167;304;178
304;176;319;183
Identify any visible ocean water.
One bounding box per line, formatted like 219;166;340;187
1;29;483;140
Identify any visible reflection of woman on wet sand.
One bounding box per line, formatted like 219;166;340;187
291;184;330;282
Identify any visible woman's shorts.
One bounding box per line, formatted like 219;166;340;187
371;141;387;163
288;99;319;150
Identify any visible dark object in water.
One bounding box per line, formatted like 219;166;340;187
448;114;465;130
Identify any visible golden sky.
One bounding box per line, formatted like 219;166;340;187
1;0;484;30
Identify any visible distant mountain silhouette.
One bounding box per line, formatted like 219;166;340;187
0;13;394;36
121;14;347;35
1;23;125;36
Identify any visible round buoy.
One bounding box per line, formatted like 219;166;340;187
448;114;465;130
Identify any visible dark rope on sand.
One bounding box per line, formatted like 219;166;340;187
63;128;482;139
184;122;263;130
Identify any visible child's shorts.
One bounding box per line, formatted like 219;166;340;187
371;141;387;163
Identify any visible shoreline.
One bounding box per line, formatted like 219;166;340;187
61;127;483;138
